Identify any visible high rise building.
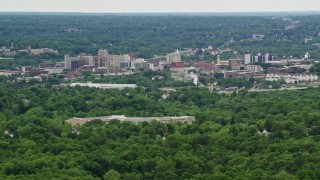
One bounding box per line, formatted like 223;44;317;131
79;56;94;67
93;56;102;68
251;53;276;63
64;50;136;72
98;49;109;67
120;61;132;69
167;51;181;63
253;53;264;63
98;49;108;58
64;55;80;70
244;52;251;64
109;55;130;68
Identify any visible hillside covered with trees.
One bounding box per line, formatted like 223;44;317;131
1;14;320;59
0;77;320;179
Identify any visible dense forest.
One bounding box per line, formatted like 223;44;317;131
0;76;320;179
1;14;320;59
1;13;320;179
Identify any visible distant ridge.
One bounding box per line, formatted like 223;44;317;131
0;11;320;16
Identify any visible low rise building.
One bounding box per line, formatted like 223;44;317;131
44;67;64;75
68;82;137;89
93;67;120;74
266;73;318;83
0;70;19;76
224;70;254;79
66;115;195;126
21;66;34;72
245;65;263;72
30;48;58;55
169;62;185;73
192;61;215;74
39;62;55;68
17;76;42;83
0;47;16;56
229;59;245;70
65;71;82;80
266;66;306;74
134;61;154;71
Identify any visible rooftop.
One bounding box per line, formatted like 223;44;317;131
66;115;195;126
67;82;137;89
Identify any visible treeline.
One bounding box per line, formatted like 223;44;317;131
1;14;320;59
0;78;320;178
0;52;63;70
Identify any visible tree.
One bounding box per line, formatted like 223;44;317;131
103;169;121;180
310;63;320;75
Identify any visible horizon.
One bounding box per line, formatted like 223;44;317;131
0;10;320;15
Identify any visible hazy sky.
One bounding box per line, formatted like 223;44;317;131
0;0;319;13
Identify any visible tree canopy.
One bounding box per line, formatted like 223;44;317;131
0;78;319;178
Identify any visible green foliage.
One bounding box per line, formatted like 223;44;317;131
214;72;224;79
90;71;194;88
103;169;121;180
0;52;63;70
1;14;320;62
217;78;253;88
1;14;320;179
264;79;286;89
0;81;319;178
310;63;320;75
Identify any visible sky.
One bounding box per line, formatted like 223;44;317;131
0;0;319;13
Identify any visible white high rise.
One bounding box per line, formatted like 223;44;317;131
244;52;251;64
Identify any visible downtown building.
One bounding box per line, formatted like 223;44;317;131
244;52;277;63
64;49;153;74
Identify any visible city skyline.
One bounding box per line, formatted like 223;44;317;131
0;0;320;13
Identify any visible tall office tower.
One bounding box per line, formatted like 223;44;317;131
93;56;102;68
98;49;108;58
98;49;109;67
265;53;270;62
79;56;94;67
109;55;127;68
64;55;80;70
244;52;251;64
